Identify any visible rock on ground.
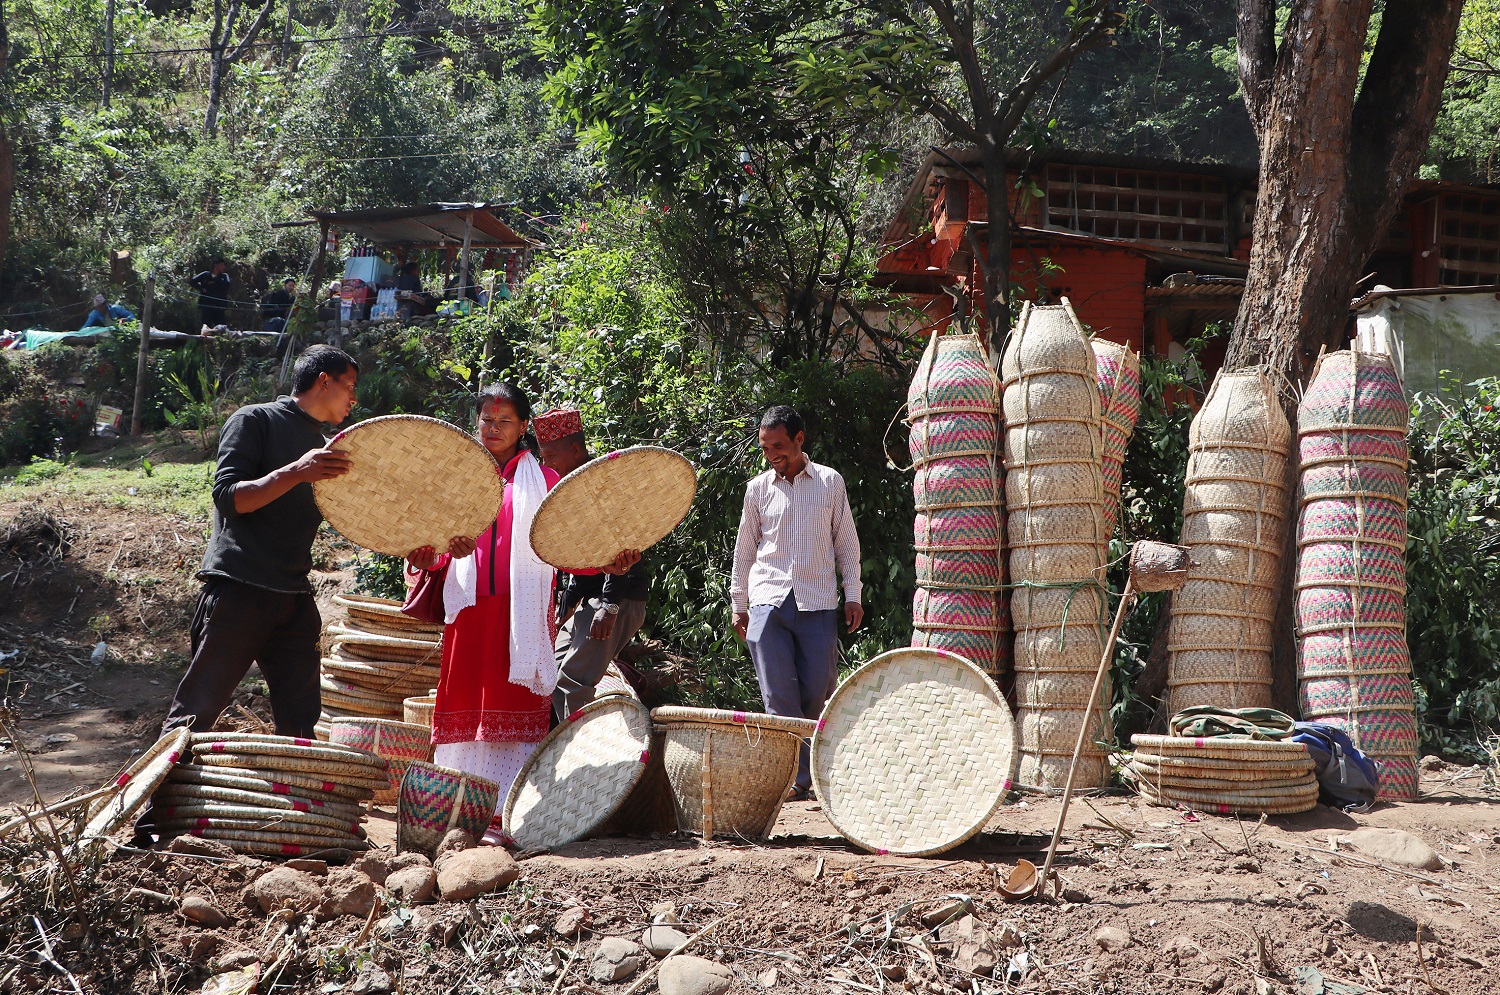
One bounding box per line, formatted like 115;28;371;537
250;867;323;916
589;937;646;983
1094;925;1131;952
657;955;734;995
321;866;379;919
1344;827;1444;871
385;865;437;904
436;847;520;901
555;906;592;938
642;924;689;957
181;895;230;928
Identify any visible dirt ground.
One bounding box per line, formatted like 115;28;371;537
3;488;1500;995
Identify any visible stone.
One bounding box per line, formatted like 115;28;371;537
955;943;998;977
436;848;520;901
555;906;592;937
210;948;260;973
321;866;380;919
657;955;734;995
349;963;393;995
589;937;646;983
388;852;432;872
938;914;984;946
643;924;690;957
185;933;221;963
1061;887;1093;904
1094;925;1131;952
994;922;1023;948
1345;828;1444;871
880;963;906;981
650;902;680;923
1160;936;1201;965
251;867;323;916
919;897;971;928
385;865;437;904
284;858;328;876
351;854;391;885
436;828;476;860
519;923;545;943
166;836;236;859
181;895;230;928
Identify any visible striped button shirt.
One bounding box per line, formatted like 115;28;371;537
731;460;863;612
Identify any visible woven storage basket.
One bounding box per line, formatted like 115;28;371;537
397;761;502;857
812;648;1017;856
598;730;679;836
652;707;814;840
1001;302;1111;789
1168;369;1289;713
79;728;190;848
1295;351;1417;800
328;719;435;804
503;697;652;851
1092;339;1141;533
908;328;1010;677
403;694;437;727
530;447;696;571
314;414;503;557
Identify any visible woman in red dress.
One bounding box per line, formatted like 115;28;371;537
408;383;635;844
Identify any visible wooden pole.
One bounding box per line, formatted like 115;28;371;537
457;209;474;300
130;272;155;437
103;0;115;108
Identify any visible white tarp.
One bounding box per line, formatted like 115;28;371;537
1355;288;1500;399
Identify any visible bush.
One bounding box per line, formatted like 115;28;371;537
1407;376;1500;760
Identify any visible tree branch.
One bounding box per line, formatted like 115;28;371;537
1236;0;1277;134
229;0;276;62
995;3;1118;139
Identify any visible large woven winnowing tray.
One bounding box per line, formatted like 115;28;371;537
314;414;502;557
503;696;652;851
529;447;696;571
812;647;1018;857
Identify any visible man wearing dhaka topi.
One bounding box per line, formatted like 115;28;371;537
731;404;863;801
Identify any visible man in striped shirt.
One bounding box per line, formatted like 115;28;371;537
732;405;863;799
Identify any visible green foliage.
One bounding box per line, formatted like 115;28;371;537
12;456;70;486
1407;376;1500;760
354;552;409;601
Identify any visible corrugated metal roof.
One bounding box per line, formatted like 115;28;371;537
304;203;539;249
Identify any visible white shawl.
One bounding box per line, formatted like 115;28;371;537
442;450;557;696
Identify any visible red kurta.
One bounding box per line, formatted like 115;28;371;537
430;452;561;746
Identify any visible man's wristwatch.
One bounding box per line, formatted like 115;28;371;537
600;601;621;616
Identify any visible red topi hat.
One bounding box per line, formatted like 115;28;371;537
533;408;584;443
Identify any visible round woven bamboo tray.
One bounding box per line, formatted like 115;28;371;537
79;728;190;847
321;662;439;699
1124;761;1315;790
190;735;390;769
166;764;374;803
504;697;652;851
1129;735;1307;758
190;752;390;786
529;447;696;571
153;781;366;819
397;761;501;857
1134;786;1314;816
328;625;441;651
812;648;1017;856
403;695;437;727
167;826;369;851
337;614;446;640
314;414;503;557
651;707;817;737
1130;751;1313;774
331;637;442;666
653;708;803;841
153;801;363;834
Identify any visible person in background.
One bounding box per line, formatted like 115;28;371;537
405;384;638;845
261;277;297;333
731;404;863;801
394;262;436;318
535;408;650;721
191;259;233;330
81;294;135;328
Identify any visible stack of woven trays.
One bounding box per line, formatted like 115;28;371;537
1126;734;1318;815
908;328;1010;677
318;594;443;739
1091;339;1142;535
1295;351;1418;800
153;733;385;858
1168;370;1291;713
1002;301;1112;789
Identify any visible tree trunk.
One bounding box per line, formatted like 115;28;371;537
204;0;272;140
976;142;1010;369
1226;0;1464;711
0;1;12;281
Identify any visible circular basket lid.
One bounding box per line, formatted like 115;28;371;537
812;647;1017;857
503;696;652;851
80;727;190;848
314;414;502;557
529;447;696;570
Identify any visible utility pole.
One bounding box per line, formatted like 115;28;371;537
131;272;155;436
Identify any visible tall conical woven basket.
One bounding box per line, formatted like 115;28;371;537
1092;339;1141;535
1295;351;1417;800
1001;301;1111;788
1167;369;1290;713
908;327;1009;677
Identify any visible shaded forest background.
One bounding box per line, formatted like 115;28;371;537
2;0;1499;758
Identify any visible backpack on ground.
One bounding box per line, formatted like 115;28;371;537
1290;722;1382;811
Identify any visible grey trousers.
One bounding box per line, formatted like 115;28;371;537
746;591;840;791
552;597;648;721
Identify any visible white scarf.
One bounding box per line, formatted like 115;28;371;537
442;449;557;696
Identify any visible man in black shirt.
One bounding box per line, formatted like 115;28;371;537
261;277;296;333
160;345;359;738
191;259;233;330
536;409;651;720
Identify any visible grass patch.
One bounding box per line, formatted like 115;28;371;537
1;455;217;519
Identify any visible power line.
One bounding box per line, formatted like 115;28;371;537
8;26;471;62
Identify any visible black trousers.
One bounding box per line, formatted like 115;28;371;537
162;577;322;738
